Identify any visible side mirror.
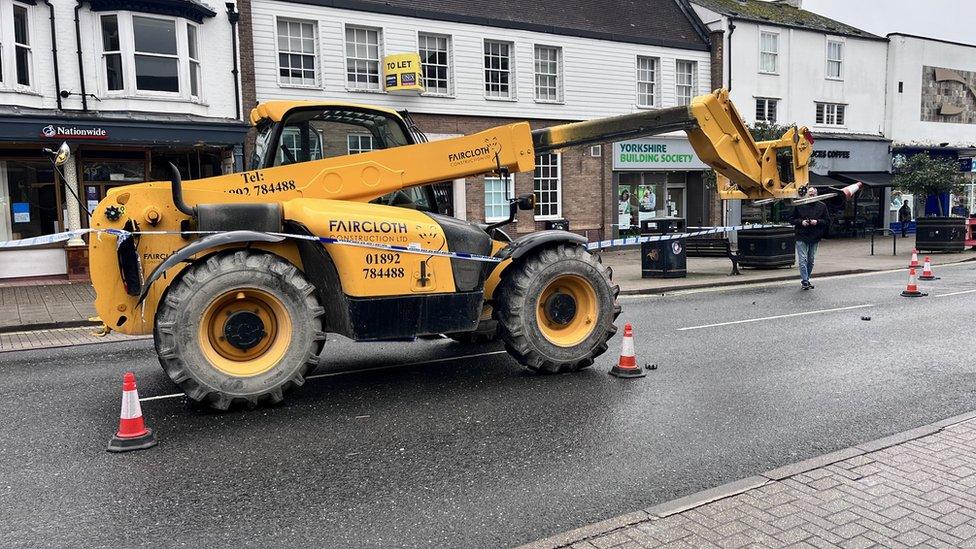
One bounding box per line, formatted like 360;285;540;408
54;142;71;166
516;193;536;211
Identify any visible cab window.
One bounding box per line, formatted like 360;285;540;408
270;108;410;166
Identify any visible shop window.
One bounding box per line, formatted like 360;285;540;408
101;15;124;91
533;153;561;219
418;33;451;96
756;98;778;123
815;103;846;126
277;18;317;87
2;160;61;240
484;175;513;222
675;60;697;106
826;39;843;80
13;3;32;87
636;56;659;108
345;25;382;91
534;45;561;103
760;31;778;74
484;39;513;99
616;172;666;233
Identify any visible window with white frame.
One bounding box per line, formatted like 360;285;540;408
755;98;778;123
186;23;200;97
534;153;561;219
636;56;659;108
418;33;451;96
100;15;123;91
815;103;845;126
132;16;180;92
534;45;561;102
826;39;843;80
484;175;513;221
759;31;778;74
345;25;382;91
675;60;697;106
276;18;317;87
96;13;202;98
12;2;32;87
347;134;374;154
484;39;513;99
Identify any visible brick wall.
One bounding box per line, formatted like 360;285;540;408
238;0;259;164
411;113;610;241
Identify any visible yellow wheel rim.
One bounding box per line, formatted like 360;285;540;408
199;288;293;377
536;274;598;347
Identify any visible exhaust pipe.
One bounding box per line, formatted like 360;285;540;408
168;162;196;217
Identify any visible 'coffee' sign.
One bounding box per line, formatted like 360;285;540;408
41;124;108;140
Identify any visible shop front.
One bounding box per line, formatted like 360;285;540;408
739;134;893;236
611;136;716;236
0;112;247;280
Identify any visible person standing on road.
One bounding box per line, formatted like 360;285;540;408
790;187;831;290
898;202;911;237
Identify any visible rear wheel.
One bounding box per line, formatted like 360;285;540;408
495;244;620;373
154;251;325;410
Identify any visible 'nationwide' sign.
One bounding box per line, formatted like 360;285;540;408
41;124;108;140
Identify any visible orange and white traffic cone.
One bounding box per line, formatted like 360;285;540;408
901;267;925;298
919;257;939;280
107;372;158;452
609;323;646;378
909;248;920;269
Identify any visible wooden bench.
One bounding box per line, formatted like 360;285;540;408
685;234;741;276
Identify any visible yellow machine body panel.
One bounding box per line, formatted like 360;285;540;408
281;199;456;297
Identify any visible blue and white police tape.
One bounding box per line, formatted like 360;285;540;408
0;223;787;262
584;224;782;250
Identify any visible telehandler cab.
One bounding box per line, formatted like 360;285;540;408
88;89;812;409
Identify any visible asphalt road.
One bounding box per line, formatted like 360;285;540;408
1;262;975;548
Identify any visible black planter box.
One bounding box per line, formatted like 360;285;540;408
737;226;796;268
915;217;966;252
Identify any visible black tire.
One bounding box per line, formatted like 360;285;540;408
495;244;621;373
154;251;325;410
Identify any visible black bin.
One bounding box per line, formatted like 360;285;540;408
916;217;966;252
641;217;687;278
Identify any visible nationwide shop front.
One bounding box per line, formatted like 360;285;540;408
611;136;718;236
0;111;247;280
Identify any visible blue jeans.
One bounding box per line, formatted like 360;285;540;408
796;241;819;283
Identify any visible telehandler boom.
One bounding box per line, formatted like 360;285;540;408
87;89;811;409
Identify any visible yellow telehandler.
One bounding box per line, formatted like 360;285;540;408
87;89;812;409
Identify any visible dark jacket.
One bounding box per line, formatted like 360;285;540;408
898;204;911;223
790;202;831;243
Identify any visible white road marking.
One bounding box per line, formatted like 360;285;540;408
676;304;875;331
138;349;509;403
933;289;976;298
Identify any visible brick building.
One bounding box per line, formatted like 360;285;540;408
237;0;715;241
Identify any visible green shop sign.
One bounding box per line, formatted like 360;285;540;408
613;138;708;170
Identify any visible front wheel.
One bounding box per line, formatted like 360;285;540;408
495;244;620;373
154;251;325;410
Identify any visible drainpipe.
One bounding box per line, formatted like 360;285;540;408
42;0;63;110
73;1;88;111
727;20;735;91
226;3;242;121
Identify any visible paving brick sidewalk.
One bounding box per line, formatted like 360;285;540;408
522;413;976;549
0;325;150;353
0;282;97;331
